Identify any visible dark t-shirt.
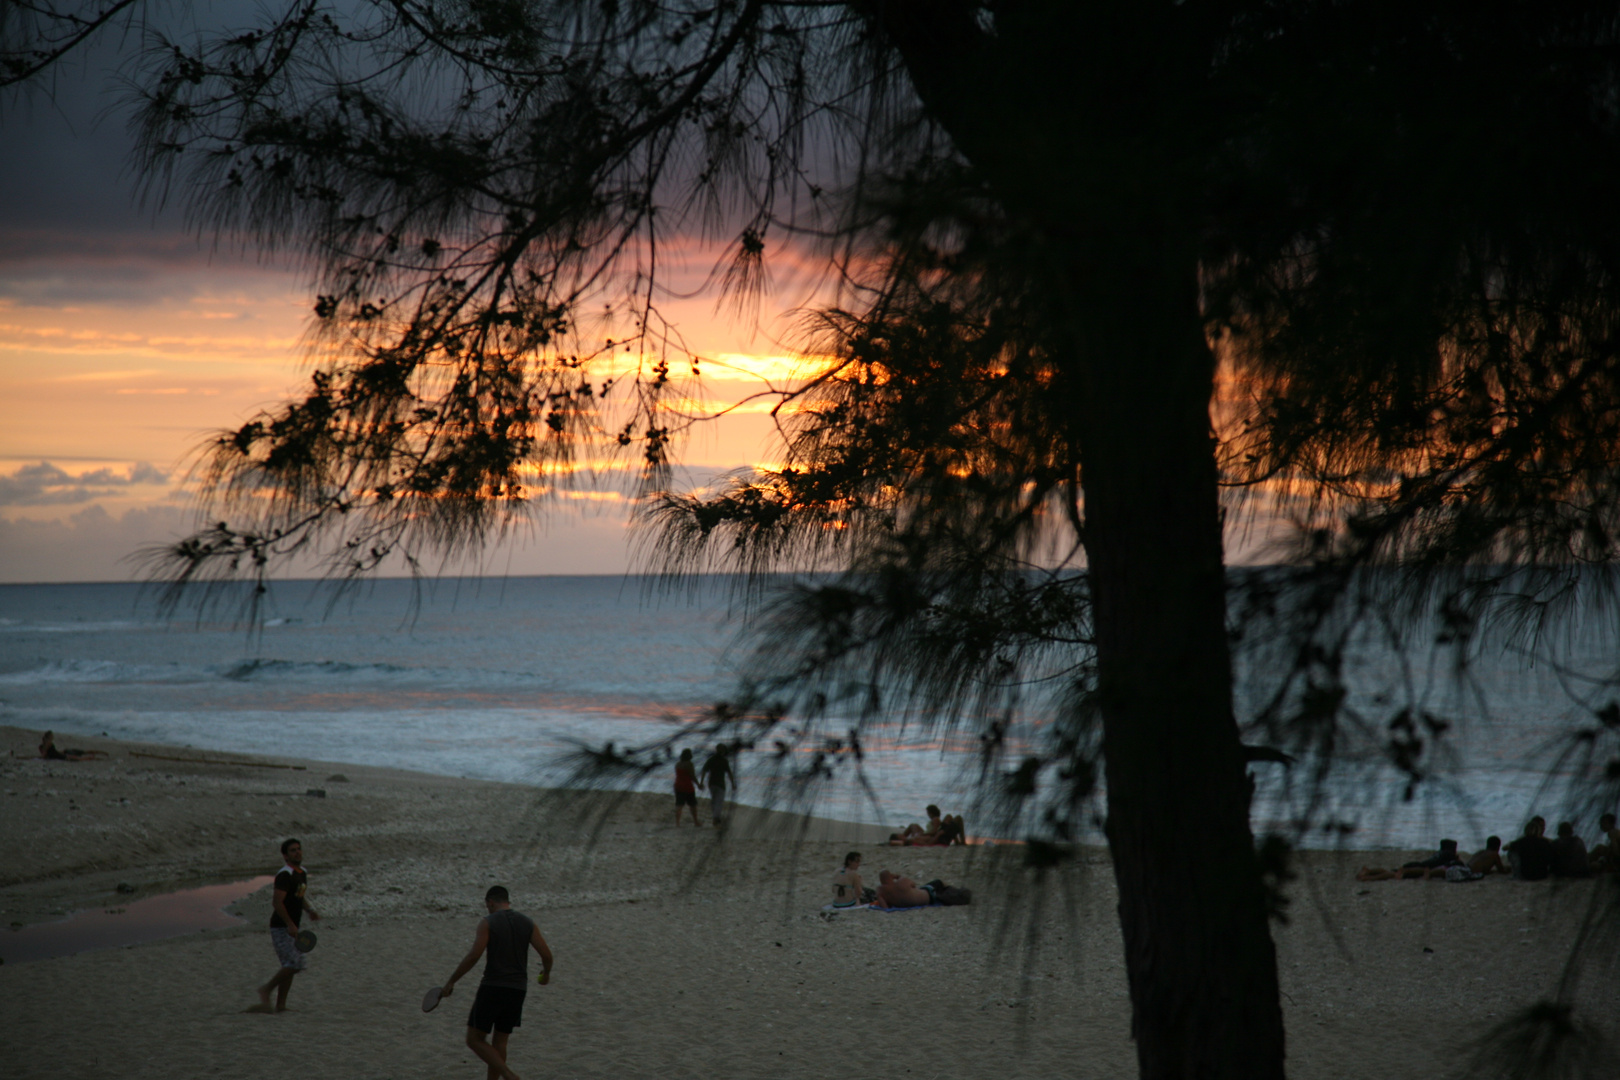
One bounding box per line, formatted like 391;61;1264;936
1508;836;1554;881
270;866;308;929
481;909;536;990
700;755;731;792
1551;836;1590;877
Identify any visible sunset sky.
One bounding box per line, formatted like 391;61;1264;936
0;23;823;583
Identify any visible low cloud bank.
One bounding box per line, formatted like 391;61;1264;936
0;461;170;507
0;501;636;583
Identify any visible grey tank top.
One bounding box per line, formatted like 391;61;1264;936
481;909;535;990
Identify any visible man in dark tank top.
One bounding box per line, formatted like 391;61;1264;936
440;886;554;1080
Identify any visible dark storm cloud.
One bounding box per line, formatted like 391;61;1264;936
0;2;294;278
0;41;168;237
0;230;291;306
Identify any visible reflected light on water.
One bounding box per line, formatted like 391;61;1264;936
0;876;273;964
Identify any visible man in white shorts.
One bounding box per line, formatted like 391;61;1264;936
258;837;320;1011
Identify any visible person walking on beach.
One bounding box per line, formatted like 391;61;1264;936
441;886;554;1080
257;837;320;1012
673;748;701;827
699;744;734;827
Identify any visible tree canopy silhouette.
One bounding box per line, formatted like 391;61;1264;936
8;3;1620;1078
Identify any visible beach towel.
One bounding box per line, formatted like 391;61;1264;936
866;901;942;913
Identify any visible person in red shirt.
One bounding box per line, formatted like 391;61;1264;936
673;748;701;827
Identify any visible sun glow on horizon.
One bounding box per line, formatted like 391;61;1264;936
0;246;836;579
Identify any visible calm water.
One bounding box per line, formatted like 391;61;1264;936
0;876;273;963
0;576;1613;849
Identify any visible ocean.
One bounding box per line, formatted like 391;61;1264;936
0;576;1613;850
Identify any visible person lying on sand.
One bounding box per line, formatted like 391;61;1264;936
1356;839;1465;881
36;730;107;762
1356;866;1433;881
872;870;973;907
874;870;934;908
1467;836;1510;876
1355;866;1416;881
890;805;944;845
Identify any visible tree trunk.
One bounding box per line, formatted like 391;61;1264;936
1078;258;1288;1080
866;5;1289;1075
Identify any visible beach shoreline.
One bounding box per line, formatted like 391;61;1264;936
2;724;1615;1079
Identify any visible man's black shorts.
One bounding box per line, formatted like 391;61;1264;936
675;790;697;808
468;985;526;1034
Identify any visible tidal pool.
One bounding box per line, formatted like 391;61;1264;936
1;876;274;964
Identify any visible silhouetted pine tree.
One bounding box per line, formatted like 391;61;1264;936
8;4;1620;1077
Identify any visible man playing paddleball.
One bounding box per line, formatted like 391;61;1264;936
441;886;554;1080
258;837;320;1012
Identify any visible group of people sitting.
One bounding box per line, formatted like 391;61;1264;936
830;851;972;909
887;804;967;847
1357;813;1620;882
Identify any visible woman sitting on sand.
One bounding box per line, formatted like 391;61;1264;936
906;814;967;846
37;731;106;762
890;805;944;845
831;851;866;908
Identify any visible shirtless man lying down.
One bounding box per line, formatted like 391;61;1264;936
873;870;933;908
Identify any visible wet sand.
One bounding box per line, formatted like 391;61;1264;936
1;725;1614;1079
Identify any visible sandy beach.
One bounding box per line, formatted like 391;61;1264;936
1;724;1614;1080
